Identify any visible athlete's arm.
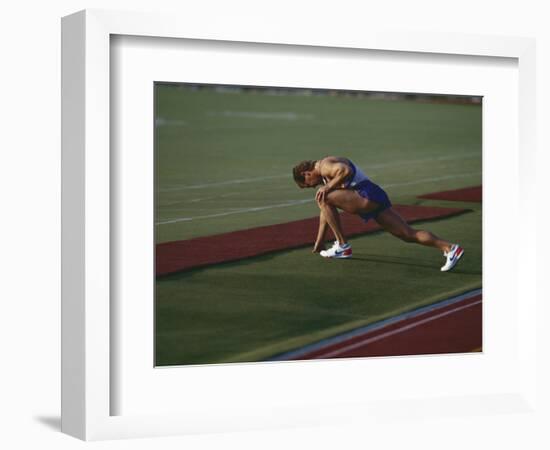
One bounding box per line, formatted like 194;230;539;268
312;210;328;253
315;158;351;203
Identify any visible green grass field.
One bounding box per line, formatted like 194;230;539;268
154;84;482;366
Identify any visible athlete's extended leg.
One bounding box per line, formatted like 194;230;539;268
374;207;452;252
322;191;463;270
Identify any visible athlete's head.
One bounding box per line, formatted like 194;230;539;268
293;160;322;188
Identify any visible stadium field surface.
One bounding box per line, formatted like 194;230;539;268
154;84;482;366
156;204;469;276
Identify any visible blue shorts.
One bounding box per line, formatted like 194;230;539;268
353;180;392;223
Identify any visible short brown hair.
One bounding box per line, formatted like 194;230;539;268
292;160;316;185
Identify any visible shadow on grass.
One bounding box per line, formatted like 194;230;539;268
350;254;480;275
349;255;436;269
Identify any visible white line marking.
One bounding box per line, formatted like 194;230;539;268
368;152;479;170
159;174;288;192
181;192;240;204
384;171;481;188
156;170;480;225
209;111;315;120
264;172;479;193
156;118;187;126
313;300;482;359
157;199;312;225
158;152;479;192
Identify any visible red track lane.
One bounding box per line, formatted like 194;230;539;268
156;204;468;276
418;185;482;203
292;294;482;360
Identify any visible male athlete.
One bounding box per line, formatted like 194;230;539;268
292;157;464;272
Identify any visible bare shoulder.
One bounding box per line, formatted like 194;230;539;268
319;156;348;174
318;156;340;170
320;156;339;164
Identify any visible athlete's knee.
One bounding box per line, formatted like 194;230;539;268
322;192;337;206
318;192;338;209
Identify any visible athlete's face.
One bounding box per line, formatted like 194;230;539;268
301;171;322;188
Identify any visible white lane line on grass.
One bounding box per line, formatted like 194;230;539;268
158;152;479;192
156;170;480;225
160;192;240;206
313;300;482;359
159;174;288;192
273;170;481;194
156;118;188;126
157;199;312;225
209;111;316;120
187;192;240;204
369;152;479;170
384;171;481;188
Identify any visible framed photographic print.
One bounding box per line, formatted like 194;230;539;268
62;9;538;441
153;81;482;368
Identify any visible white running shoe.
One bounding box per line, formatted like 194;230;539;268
320;242;352;259
441;244;464;272
328;240;339;250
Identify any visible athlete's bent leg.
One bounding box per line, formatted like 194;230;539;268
374;207;453;252
323;189;380;216
318;189;382;245
317;199;347;244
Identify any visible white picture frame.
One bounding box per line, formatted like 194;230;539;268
61;9;538;441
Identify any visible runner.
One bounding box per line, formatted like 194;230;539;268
292;157;464;271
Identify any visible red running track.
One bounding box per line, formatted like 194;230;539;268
418;185;482;203
156;204;468;276
276;291;482;361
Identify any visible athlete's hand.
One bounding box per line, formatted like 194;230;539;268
312;241;325;253
315;186;329;203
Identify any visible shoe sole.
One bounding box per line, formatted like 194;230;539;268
321;250;353;259
440;247;464;272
